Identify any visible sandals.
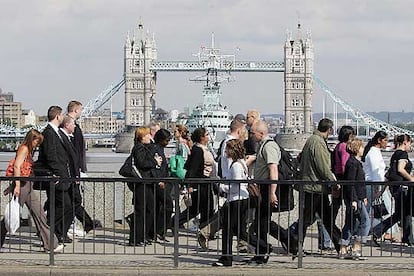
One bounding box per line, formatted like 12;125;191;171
383;234;401;243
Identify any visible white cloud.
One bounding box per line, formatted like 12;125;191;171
1;0;414;116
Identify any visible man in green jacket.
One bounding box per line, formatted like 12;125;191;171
291;118;341;255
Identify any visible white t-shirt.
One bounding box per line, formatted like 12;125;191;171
220;134;237;179
363;147;385;181
220;159;249;201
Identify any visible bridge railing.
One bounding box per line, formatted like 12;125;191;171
0;176;413;269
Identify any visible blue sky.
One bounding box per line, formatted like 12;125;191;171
1;0;413;116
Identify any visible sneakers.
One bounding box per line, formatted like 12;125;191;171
44;243;64;253
67;227;87;238
338;245;350;259
351;241;362;259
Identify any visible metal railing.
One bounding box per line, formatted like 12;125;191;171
1;176;414;269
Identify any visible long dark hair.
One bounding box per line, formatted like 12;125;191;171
394;134;412;148
22;129;44;154
362;130;387;162
338;125;355;143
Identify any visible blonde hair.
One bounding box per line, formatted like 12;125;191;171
346;138;363;155
134;127;150;143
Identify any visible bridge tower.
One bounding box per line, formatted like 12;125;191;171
284;23;314;134
124;21;157;127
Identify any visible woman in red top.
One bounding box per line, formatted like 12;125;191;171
1;129;63;252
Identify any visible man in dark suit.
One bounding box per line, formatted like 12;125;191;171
37;105;74;243
67;101;87;173
60;115;97;235
66;101;102;232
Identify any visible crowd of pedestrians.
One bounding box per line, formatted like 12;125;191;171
2;107;414;267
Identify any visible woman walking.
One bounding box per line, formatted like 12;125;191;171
127;127;162;246
213;139;249;267
1;129;63;252
340;138;369;259
362;130;398;241
372;134;414;245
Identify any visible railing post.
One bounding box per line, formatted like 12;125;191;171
49;179;56;266
297;182;304;269
173;180;180;268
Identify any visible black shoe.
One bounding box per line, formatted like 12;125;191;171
248;255;269;265
157;234;169;242
85;219;103;233
59;236;72;244
93;219;103;229
372;234;381;247
212;261;232;267
114;219;122;225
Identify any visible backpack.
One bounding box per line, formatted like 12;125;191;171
260;138;298;212
215;139;226;178
261;138;300;181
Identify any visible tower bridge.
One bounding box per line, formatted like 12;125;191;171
1;22;414;142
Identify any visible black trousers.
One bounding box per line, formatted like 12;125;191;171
299;192;341;252
177;184;214;229
46;189;74;241
68;183;93;232
220;199;249;263
373;188;413;243
150;184;173;237
251;185;280;255
130;183;154;244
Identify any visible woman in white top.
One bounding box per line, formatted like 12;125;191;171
362;130;398;241
213;139;249;267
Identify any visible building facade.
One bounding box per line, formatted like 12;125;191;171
0;91;22;128
124;22;157;127
284;23;314;134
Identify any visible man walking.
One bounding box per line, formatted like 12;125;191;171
66;101;102;234
290;118;341;255
249;120;280;264
38;106;73;243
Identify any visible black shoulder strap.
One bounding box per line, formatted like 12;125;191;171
215;139;226;162
259;139;273;159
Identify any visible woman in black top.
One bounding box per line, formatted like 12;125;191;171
128;127;162;246
150;129;173;240
372;134;414;245
340;138;369;259
176;127;215;231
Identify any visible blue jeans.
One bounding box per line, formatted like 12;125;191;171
341;200;370;245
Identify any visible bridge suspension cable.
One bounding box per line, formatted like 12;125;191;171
81;78;126;118
313;75;414;137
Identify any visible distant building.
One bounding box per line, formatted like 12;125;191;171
124;21;157;127
22;109;37;127
0;90;22;128
284;23;314;134
81;108;125;134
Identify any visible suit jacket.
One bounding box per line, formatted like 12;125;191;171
59;129;80;178
37;124;71;191
73;122;87;173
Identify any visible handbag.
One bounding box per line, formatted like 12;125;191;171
4;196;20;234
169;155;187;179
372;196;389;219
119;154;142;178
5;155;32;177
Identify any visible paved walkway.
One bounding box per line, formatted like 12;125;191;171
1;225;414;275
